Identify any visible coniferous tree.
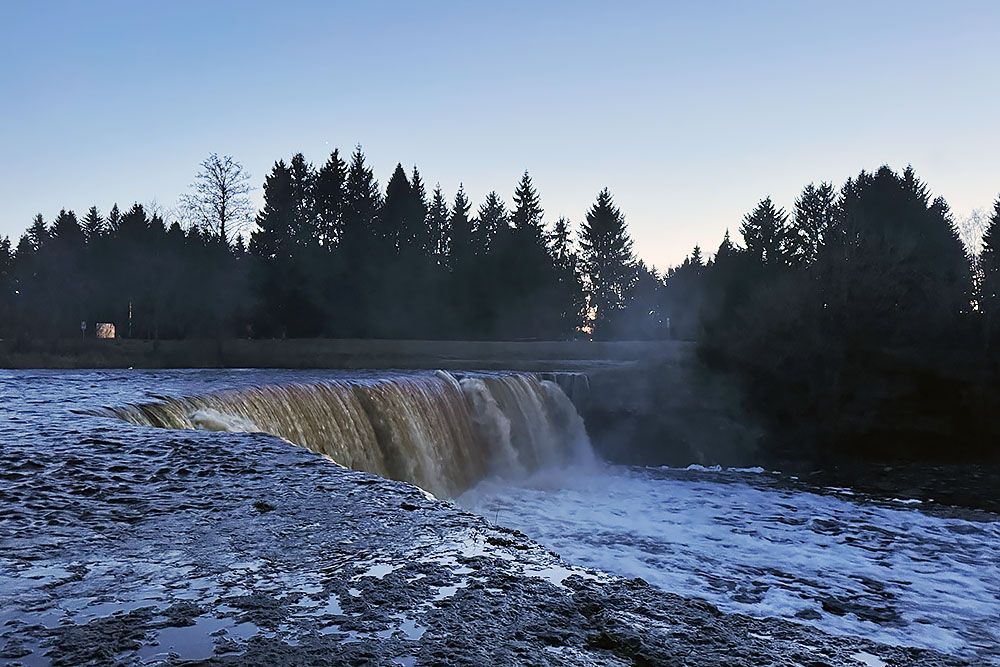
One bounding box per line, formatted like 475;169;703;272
740;197;790;266
510;171;544;243
315;149;348;249
976;198;1000;346
549;216;586;335
288;153;318;248
250;161;295;335
474;191;508;256
0;236;12;338
342;147;382;259
27;214;48;252
620;260;664;339
106;204;122;236
448;186;473;267
579;188;635;339
336;147;383;336
81;206;105;242
381;164;412;253
408;167;430;256
789;182;837;265
427;185;450;265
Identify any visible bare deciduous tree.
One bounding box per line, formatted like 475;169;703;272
180;154;253;244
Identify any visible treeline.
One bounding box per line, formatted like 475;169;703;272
654;165;1000;463
0;149;653;342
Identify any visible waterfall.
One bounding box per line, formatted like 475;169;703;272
93;372;593;497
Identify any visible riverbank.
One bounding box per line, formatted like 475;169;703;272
0;370;973;665
0;337;688;371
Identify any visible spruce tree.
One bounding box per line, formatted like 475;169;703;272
789;182;837;264
427;185;450;264
249;161;296;335
407;166;430;255
81;206;105;243
288;153;318;247
381;163;412;253
475;192;508;256
978;197;1000;344
50;210;85;247
511;171;545;244
342;147;382;257
250;161;295;260
448;185;473;266
315;149;348;249
106;204;122;236
549;216;586;335
740;197;790;266
27;214;48;252
579;188;636;338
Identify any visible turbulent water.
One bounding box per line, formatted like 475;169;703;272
86;371;592;497
2;369;999;664
461;464;1000;663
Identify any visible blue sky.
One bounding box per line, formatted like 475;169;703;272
2;1;999;268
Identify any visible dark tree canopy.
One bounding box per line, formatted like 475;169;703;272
579;188;636;338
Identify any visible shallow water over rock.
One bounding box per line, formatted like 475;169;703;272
0;369;985;665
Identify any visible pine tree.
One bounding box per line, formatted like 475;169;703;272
740;197;790;266
579;188;636;338
315;149;348;249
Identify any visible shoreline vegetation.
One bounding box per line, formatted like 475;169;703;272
4;154;1000;471
0;337;682;370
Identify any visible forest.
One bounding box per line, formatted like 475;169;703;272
3;152;1000;462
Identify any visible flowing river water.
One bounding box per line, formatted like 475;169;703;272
1;369;998;664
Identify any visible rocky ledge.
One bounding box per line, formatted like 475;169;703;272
0;422;967;666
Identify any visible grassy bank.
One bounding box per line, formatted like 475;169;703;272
0;337;690;371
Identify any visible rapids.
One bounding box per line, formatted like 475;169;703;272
460;464;1000;664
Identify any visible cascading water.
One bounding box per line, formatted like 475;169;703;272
91;371;592;498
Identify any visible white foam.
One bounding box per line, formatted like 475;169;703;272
460;465;1000;662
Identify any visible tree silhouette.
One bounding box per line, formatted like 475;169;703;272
579;188;635;339
789;182;837;265
180;153;253;244
977;197;1000;346
740;197;790;266
315;150;348;249
81;206;105;243
427;184;450;266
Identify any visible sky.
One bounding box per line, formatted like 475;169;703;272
2;0;999;268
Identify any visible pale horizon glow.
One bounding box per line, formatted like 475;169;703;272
2;1;999;268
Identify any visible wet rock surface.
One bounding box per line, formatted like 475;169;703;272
0;371;974;665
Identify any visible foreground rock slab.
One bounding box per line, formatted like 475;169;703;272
1;418;967;666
